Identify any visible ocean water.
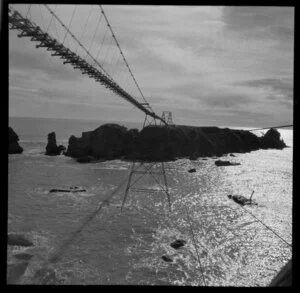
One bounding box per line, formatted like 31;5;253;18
8;117;293;286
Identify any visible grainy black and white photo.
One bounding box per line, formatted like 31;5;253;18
8;4;293;286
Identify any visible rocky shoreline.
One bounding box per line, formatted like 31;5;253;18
9;127;23;154
64;124;287;162
8;124;287;161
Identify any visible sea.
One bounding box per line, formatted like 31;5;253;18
8;116;293;286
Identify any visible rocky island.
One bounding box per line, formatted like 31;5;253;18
64;124;287;162
9;127;23;154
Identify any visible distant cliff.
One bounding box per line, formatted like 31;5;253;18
9;127;23;154
65;124;287;162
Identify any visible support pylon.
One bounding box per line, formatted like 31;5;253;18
121;115;172;212
161;111;173;125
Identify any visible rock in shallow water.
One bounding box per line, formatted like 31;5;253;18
14;253;33;261
170;239;187;249
9;127;23;154
227;194;257;206
49;188;86;193
215;160;240;166
162;255;173;262
8;234;34;247
45;132;65;156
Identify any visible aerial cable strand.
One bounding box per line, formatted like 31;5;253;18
75;5;93;54
25;4;32;18
93;26;109;68
44;4;113;81
52;18;61;41
38;5;46;31
86;10;103;57
62;5;77;45
46;5;57;33
99;5;149;105
248;124;293;132
237;205;292;248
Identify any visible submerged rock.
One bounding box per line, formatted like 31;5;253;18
215;160;240;166
188;168;196;173
8;234;33;247
45;132;64;156
170;239;187;249
227;194;257;206
14;253;33;261
9;127;23;154
162;255;173;262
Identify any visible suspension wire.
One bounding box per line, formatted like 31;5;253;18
44;4;113;81
75;5;93;54
185;205;207;286
52;17;61;42
236;205;292;248
111;52;121;79
46;4;57;33
248;124;293;132
99;5;150;106
107;43;119;75
101;33;114;69
25;4;32;18
93;26;108;70
62;4;77;45
38;5;46;31
86;10;103;58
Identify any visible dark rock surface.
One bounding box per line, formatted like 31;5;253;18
229;153;236;157
64;124;288;162
162;255;173;262
261;128;287;149
215;160;240;166
14;253;33;261
170;239;187;249
7;261;29;284
9;127;23;154
76;156;94;163
188;168;196;173
227;194;257;206
269;259;292;287
45;132;65;156
49;187;86;193
8;234;34;247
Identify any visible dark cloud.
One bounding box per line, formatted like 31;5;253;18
236;78;293;104
237;78;292;90
199;93;252;108
223;6;294;41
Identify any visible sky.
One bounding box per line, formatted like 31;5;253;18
9;5;294;128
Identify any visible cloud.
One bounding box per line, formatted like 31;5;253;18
9;5;294;127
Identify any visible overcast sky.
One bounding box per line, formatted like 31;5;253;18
9;5;294;128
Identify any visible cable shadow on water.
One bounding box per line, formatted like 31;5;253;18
31;170;136;283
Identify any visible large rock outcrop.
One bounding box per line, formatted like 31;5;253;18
45;132;65;156
65;124;128;160
261;128;286;149
9;127;23;154
64;124;287;162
